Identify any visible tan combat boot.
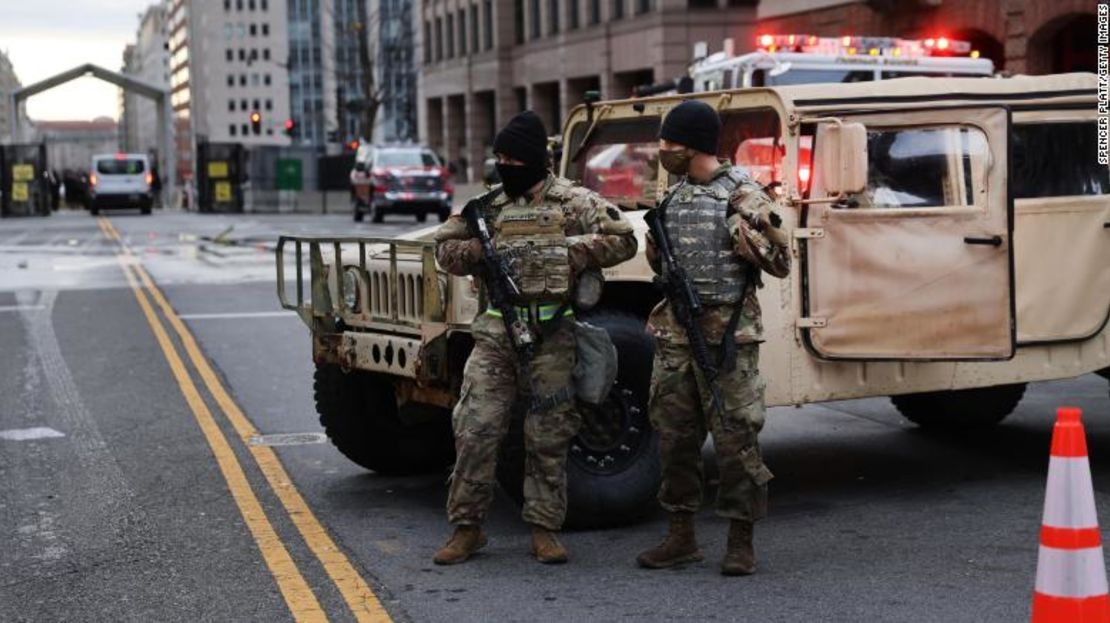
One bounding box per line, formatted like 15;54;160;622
530;525;569;564
433;525;488;565
636;512;703;569
720;519;756;576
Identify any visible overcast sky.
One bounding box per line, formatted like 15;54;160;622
2;0;156;121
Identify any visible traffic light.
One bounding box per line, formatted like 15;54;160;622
283;118;296;137
250;111;262;135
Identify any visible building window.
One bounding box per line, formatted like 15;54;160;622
250;49;258;61
530;0;541;39
238;48;246;60
264;73;271;85
612;0;623;19
424;21;432;63
262;23;269;36
240;98;248;109
569;0;579;29
228;100;235;111
224;0;231;10
446;14;455;58
250;23;257;36
230;124;237;136
227;74;235;86
261;0;267;9
514;0;525;44
484;0;494;49
248;0;255;9
471;4;480;52
226;48;234;61
240;74;247;86
253;98;260;110
263;48;270;60
241;123;249;135
458;10;466;55
236;0;243;10
549;0;559;34
251;73;260;86
589;0;600;24
636;0;651;13
266;128;273;136
435;17;443;61
265;99;273;110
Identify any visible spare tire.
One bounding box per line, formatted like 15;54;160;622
497;310;660;529
892;383;1027;431
314;364;455;475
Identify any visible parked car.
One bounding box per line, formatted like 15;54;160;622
87;153;154;215
349;145;453;223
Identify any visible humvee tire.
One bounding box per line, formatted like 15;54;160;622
891;383;1027;430
496;310;661;529
314;364;455;475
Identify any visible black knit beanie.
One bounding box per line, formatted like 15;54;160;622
659;100;720;155
493;111;549;169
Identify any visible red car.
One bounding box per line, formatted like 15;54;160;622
350;144;454;223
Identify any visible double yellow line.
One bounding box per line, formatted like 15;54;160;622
98;217;390;623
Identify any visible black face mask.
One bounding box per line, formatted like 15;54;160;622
496;162;547;199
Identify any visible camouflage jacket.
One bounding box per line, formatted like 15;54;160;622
434;174;638;299
646;162;791;345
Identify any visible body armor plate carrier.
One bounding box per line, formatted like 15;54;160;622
663;167;751;305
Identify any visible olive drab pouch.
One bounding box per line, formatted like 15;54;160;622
739;445;774;486
493;203;570;301
572;320;618;405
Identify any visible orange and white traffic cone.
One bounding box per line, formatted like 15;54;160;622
1032;407;1110;623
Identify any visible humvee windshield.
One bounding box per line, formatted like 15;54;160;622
566;117;661;208
567;107;791;206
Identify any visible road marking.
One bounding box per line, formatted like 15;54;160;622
0;427;65;441
249;432;329;447
100;217;328;622
0;305;45;313
102;216;392;623
178;311;296;320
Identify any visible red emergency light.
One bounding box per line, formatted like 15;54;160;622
754;33;975;58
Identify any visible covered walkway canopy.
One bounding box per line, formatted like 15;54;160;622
10;63;175;206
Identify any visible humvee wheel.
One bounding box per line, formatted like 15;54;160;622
497;310;660;529
314;364;455;475
892;383;1027;430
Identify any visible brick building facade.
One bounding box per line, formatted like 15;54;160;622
418;0;760;181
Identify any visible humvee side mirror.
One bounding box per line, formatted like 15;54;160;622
815;121;867;196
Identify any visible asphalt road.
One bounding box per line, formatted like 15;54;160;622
1;207;1108;622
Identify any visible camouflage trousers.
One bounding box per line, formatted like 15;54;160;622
446;312;581;531
648;339;772;522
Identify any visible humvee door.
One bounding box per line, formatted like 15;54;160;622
801;107;1015;360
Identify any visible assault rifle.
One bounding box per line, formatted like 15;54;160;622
461;191;537;362
644;206;727;425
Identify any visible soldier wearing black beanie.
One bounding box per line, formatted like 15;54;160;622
638;97;791;577
430;109;639;568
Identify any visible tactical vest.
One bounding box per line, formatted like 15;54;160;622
663;167;750;305
493;194;570;303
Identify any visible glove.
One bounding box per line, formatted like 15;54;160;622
465;238;483;263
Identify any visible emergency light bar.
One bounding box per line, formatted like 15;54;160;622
755;34;976;58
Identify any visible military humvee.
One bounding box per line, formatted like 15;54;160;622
277;73;1110;527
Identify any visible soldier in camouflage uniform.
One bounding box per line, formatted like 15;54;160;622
432;111;638;565
636;100;791;576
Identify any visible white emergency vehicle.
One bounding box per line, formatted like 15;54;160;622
637;34;995;96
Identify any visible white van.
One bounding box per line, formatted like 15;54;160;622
88;153;154;215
